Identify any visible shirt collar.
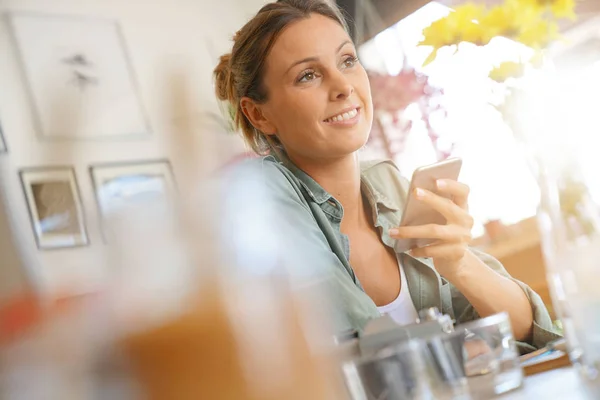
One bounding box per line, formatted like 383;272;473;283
273;154;332;204
275;154;400;212
361;173;400;212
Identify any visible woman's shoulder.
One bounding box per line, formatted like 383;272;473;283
230;155;297;182
360;159;407;182
224;155;308;203
360;159;410;209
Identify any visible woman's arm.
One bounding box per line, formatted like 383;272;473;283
441;250;533;341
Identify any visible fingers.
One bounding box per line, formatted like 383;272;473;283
409;242;467;260
413;188;474;228
390;224;472;243
436;179;470;210
464;339;492;359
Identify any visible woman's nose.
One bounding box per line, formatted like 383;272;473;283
329;72;354;101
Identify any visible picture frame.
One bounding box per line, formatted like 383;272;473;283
8;12;150;140
89;159;176;226
0;122;7;154
19;166;89;250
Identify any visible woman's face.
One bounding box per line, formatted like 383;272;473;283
251;13;373;162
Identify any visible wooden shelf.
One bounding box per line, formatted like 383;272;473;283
523;353;571;376
471;218;541;259
472;218;555;318
480;228;541;260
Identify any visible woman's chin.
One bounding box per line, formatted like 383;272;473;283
329;135;370;157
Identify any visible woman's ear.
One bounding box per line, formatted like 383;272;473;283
240;97;277;136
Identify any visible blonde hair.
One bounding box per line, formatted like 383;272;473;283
213;0;349;155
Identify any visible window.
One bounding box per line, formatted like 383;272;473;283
359;2;541;237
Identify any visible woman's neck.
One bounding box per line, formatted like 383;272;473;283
288;152;368;229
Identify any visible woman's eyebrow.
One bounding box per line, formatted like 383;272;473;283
284;40;353;75
335;40;352;53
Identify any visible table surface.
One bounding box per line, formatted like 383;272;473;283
499;366;600;399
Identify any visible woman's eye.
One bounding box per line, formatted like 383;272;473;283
298;71;317;83
343;56;358;68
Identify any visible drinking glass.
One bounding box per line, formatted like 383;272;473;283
342;339;433;400
455;313;523;398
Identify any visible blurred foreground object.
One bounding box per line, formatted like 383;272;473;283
120;284;336;400
108;165;344;400
1;148;344;399
506;63;600;395
419;0;600;393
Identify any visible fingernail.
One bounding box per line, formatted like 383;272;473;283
415;188;426;197
389;228;400;236
437;179;446;189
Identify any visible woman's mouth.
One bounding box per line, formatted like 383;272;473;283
323;107;360;126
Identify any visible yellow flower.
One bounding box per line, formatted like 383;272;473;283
419;4;486;49
516;19;559;48
478;6;514;43
419;18;457;49
529;50;546;68
418;0;575;67
549;0;577;19
450;4;487;43
480;1;542;42
515;0;577;19
422;48;439;67
489;61;526;82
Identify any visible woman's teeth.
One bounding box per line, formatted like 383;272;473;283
325;108;358;123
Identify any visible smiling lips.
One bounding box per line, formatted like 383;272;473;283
323;107;360;126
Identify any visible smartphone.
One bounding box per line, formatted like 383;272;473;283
394;158;463;253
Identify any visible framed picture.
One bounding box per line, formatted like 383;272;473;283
90;159;176;221
9;12;150;140
0;122;7;153
19;167;89;250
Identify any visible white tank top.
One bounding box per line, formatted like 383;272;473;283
376;256;419;325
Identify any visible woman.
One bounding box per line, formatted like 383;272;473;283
214;0;559;352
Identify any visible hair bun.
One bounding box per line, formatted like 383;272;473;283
232;29;243;42
213;53;233;101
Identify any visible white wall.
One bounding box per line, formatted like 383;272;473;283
0;187;30;303
0;0;269;299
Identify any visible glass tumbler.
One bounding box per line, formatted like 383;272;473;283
342;339;434;400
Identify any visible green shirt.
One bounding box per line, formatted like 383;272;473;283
234;155;560;353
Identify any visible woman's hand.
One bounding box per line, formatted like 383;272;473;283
389;179;474;280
